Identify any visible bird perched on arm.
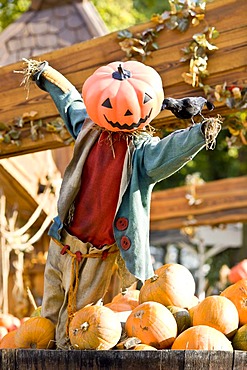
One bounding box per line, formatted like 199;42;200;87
161;96;215;125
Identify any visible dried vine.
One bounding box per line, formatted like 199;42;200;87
0;111;73;147
117;0;247;146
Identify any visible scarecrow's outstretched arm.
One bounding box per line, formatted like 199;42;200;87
33;61;74;93
18;59;87;139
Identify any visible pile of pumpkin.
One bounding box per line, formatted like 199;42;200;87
0;263;247;351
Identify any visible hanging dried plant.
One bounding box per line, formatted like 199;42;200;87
117;0;208;60
0;112;73;148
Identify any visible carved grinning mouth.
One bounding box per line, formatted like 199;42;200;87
103;108;153;130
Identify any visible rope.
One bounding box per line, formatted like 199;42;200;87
66;255;80;335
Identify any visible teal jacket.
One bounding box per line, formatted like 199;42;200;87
40;78;206;282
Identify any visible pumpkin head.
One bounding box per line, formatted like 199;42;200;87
82;61;164;132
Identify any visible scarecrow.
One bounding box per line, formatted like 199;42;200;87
18;59;221;348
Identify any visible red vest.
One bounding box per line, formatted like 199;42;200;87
68;131;129;248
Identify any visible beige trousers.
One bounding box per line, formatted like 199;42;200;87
41;230;136;348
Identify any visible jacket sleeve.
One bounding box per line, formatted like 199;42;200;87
34;67;88;139
142;124;206;183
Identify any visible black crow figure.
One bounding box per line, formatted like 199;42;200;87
161;97;215;125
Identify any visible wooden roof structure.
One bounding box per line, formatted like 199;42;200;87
0;0;108;66
150;176;247;231
0;0;246;159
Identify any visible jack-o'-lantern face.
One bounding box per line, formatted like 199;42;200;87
82;61;164;132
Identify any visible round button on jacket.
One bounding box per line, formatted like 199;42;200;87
115;217;129;231
120;235;131;250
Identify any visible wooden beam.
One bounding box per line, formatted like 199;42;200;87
150;176;247;230
0;0;246;158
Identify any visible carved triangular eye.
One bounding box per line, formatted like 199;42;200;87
124;109;133;116
143;93;152;104
102;98;112;108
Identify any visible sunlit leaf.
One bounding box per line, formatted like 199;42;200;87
232;87;242;100
182;72;194;85
3;134;11;143
0;122;10;131
228;126;240;136
191;17;200;26
9;129;21;140
131;46;146;55
177;17;189;32
168;0;177;15
151;42;159;50
226;97;236;109
166;15;178;30
117;30;133;39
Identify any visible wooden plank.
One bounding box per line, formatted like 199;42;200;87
1;349;247;370
151;208;247;231
150;177;247;230
0;0;246;157
184;350;233;370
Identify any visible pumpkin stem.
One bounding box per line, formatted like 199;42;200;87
112;64;131;80
72;321;89;336
80;321;90;332
150;274;159;283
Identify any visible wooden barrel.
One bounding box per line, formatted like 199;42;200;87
0;349;246;369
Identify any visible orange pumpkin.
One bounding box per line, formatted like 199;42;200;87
134;343;158;350
220;279;247;326
15;317;55;349
232;324;247;351
0;330;17;349
139;263;196;308
69;305;122;350
82;61;164;132
192;295;239;338
111;289;140;307
171;325;233;350
125;301;177;349
104;302;134;312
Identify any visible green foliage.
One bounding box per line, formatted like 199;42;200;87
91;0;169;32
154;128;247;191
0;0;30;31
